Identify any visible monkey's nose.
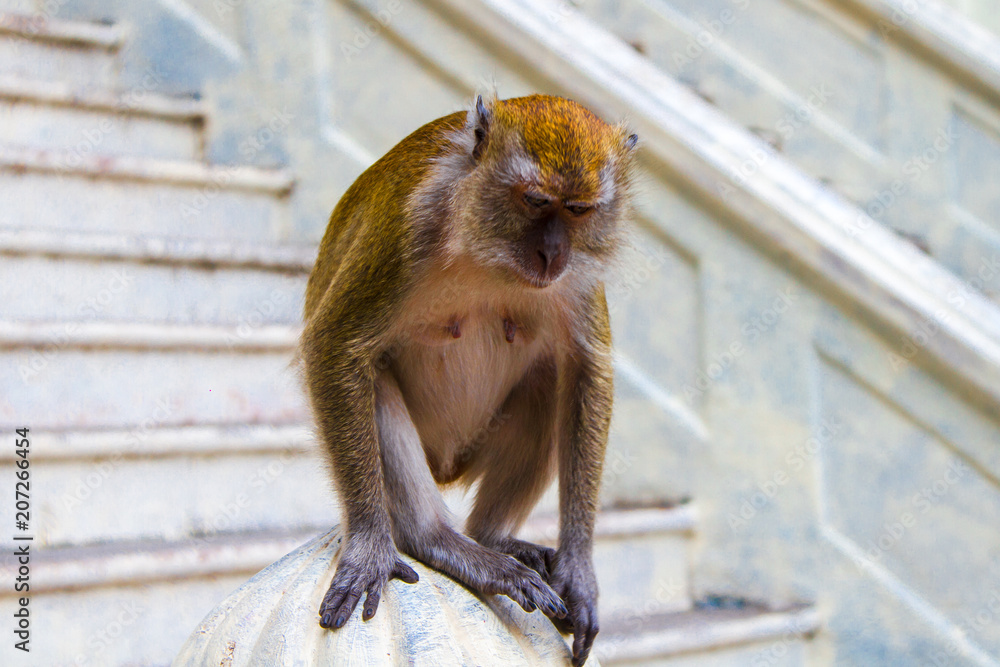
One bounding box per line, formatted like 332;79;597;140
533;218;568;282
537;249;551;273
538;242;562;276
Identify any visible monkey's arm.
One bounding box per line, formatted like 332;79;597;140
552;285;613;667
301;231;420;630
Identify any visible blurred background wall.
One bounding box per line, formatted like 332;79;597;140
0;0;999;664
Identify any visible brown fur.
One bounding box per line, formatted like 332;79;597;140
301;94;637;667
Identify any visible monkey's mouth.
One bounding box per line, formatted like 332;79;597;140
524;275;553;289
517;264;566;289
498;253;567;289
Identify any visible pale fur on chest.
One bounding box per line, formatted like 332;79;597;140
385;257;577;483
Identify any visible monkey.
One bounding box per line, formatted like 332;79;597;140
300;93;637;667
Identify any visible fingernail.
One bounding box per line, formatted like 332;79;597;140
322;612;331;626
334;614;346;628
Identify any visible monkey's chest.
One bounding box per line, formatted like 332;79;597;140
391;307;546;478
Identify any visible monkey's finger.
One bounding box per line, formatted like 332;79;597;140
362;585;382;621
584;619;599;659
319;585;351;627
540;595;568;619
529;579;568;619
571;607;596;667
496;581;538;614
524;589;562;619
333;587;364;629
501;582;535;613
392;560;419;584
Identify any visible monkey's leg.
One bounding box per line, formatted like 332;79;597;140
548;312;615;667
466;359;559;582
376;371;567;620
303;334;419;630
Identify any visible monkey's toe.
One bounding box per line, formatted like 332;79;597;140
318;547;418;630
569;606;598;667
392;560;419;584
318;582;364;629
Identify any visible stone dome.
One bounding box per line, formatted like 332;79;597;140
173;527;595;666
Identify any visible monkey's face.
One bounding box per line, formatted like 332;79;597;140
444;94;637;290
504;182;599;288
467;153;633;291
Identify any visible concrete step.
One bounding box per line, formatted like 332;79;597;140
0;229;311;326
0;13;123;87
597;605;821;666
0;75;205;160
0;427;328;548
0;507;697;665
0;2;37;14
843;0;1000;95
0;320;306;429
0;528;313;666
522;506;697;620
0;226;316;270
0;145;295;243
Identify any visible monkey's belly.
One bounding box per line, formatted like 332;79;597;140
391;315;541;483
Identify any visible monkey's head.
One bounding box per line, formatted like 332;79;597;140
449;94;638;289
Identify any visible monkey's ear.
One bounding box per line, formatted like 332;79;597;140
472;95;491;162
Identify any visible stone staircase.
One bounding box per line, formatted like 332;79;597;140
0;10;319;664
0;8;825;666
0;10;122;86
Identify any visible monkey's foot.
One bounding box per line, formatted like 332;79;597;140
412;530;567;620
476;549;568;620
490;537;556;583
318;536;418;629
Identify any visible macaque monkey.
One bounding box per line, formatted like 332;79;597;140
301;93;637;666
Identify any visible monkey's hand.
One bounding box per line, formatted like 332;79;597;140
549;551;599;667
319;534;419;629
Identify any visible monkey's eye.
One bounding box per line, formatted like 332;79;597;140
523;193;550;208
565;204;592;216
